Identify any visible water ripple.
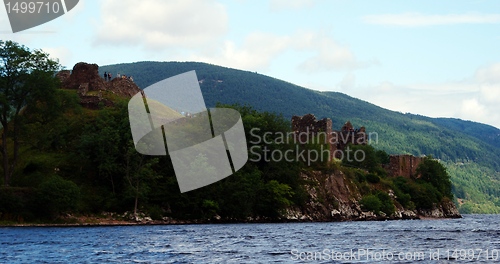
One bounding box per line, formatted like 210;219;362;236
0;215;499;263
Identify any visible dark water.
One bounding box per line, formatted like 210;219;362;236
0;215;499;263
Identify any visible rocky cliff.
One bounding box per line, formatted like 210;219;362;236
285;169;461;221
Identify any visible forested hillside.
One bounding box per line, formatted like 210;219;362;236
101;61;500;213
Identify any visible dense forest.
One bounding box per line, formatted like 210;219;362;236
100;61;500;213
0;91;455;222
0;42;458;222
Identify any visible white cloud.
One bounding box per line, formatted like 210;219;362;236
460;98;489;122
90;1;369;74
475;63;500;83
93;0;228;50
336;73;356;91
479;83;500;103
346;63;500;128
296;31;378;72
191;32;291;71
0;6;11;32
465;63;500;126
43;46;73;67
190;30;372;73
355;82;480;123
270;0;316;11
363;13;500;27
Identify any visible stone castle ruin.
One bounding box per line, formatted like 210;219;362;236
384;154;424;179
292;114;424;178
56;62;141;109
291;114;368;160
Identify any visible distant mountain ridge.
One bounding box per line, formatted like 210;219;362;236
100;61;500;213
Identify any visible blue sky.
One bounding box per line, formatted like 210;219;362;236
2;0;500;128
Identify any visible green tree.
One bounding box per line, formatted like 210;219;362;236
416;157;453;198
376;191;395;216
257;180;294;218
0;40;60;186
342;144;381;173
78;108;124;193
409;182;441;209
22;89;81;151
125;146;160;217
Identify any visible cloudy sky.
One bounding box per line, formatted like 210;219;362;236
2;0;500;128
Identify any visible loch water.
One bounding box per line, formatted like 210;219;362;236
0;214;499;263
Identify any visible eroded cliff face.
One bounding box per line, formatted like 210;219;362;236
285;170;461;221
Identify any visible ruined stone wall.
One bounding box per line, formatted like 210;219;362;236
291;114;332;135
62;62;105;92
333;122;367;152
291;115;369;160
384;154;424;178
291;114;335;157
55;70;70;84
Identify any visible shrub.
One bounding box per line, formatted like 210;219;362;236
147;205;164;220
366;174;380;184
356;171;366;183
393;177;410;193
395;190;412;208
201;199;219;218
360;194;381;214
37;176;80;218
359;182;371;195
376;192;395;216
375;150;390;164
409;182;441;209
0;187;36;221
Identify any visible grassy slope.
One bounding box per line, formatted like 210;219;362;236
100;61;500;213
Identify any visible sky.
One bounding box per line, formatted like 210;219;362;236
2;0;500;128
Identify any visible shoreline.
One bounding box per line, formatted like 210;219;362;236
0;215;461;228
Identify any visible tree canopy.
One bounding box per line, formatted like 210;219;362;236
0;40;60;186
417;157;453;198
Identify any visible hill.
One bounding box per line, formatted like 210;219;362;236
0;61;460;223
100;61;500;213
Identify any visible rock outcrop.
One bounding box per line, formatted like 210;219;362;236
59;62;141;109
284;170;461;221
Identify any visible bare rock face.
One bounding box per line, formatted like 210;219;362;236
418;199;461;219
283;170;460;222
284;170;366;222
58;62;142;109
